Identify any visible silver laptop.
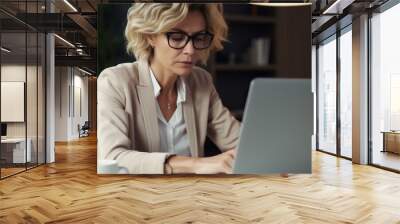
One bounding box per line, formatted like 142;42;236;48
233;78;313;174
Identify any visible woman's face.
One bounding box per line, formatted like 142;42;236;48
149;10;208;76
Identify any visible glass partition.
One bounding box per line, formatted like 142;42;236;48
38;31;45;165
1;30;28;177
0;1;46;179
27;30;38;169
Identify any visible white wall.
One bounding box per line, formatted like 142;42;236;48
1;63;46;164
1;64;38;137
1;66;26;140
1;82;25;122
54;67;89;141
73;72;89;136
55;66;69;141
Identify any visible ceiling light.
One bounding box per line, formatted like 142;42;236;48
322;0;354;15
54;34;75;48
78;67;93;76
1;47;11;53
63;0;78;12
76;48;87;56
250;2;312;7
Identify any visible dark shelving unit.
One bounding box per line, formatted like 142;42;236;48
208;4;277;114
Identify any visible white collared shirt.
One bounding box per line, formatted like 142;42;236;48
149;68;191;156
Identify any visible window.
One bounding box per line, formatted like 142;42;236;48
317;35;337;154
371;2;400;171
339;27;352;158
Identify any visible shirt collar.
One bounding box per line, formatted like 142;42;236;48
149;67;186;104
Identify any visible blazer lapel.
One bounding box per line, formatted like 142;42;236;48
136;60;160;153
182;79;200;157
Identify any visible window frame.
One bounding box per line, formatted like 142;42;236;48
315;21;353;161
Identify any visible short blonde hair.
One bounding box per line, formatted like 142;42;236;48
124;3;228;65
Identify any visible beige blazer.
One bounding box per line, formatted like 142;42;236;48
97;60;240;174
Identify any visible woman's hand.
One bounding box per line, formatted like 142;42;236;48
193;149;236;174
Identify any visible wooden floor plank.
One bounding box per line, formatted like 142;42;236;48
0;134;399;223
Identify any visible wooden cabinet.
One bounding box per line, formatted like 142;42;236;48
382;132;400;154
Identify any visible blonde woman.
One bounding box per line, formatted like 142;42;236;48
97;3;240;174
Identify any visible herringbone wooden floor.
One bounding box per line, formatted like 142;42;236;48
1;134;400;223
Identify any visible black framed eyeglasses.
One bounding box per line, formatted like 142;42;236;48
165;31;214;50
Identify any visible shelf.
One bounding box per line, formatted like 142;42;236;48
224;14;275;24
215;64;276;72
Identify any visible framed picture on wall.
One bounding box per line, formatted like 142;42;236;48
1;81;25;122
